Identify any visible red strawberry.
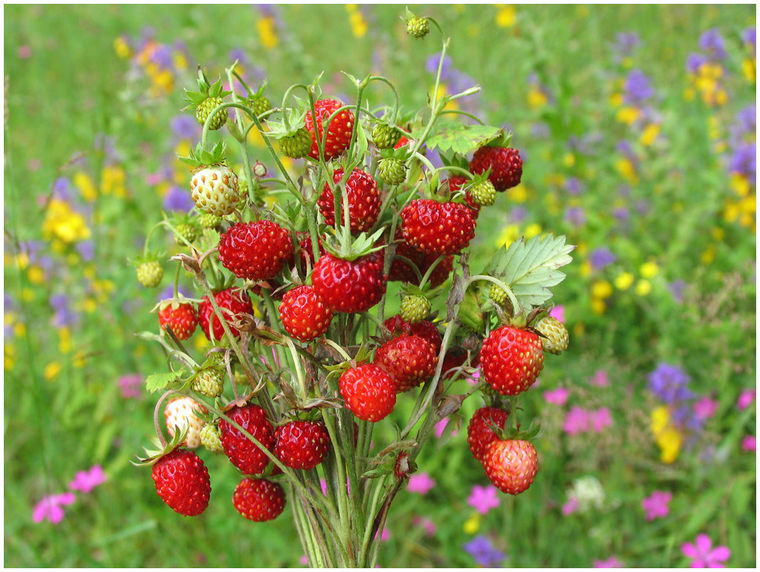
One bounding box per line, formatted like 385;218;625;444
199;288;253;341
232;477;286;521
274;420;330;470
158;301;198;340
374;334;438;393
466;406;509;463
317;168;380;234
389;231;454;287
218;220;293;281
469;146;523;192
383;315;442;354
394;135;409;149
305;98;354;160
401;199;476;256
311;251;387;313
483;439;538;495
339;364;396;422
480;326;544;396
151;449;211;516
219;404;275;475
297;234;324;275
279;285;333;342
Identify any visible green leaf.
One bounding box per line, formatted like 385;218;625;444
145;371;185;393
488;234;574;310
425;121;502;155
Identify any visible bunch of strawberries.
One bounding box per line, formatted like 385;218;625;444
133;16;571;561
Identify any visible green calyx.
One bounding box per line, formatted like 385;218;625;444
179;140;228;169
185;67;231;107
131;424;188;467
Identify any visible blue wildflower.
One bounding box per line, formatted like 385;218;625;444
648;363;693;404
589;247;617;271
163;186;195;212
623;69;654;105
698;29;727;60
463;536;506;567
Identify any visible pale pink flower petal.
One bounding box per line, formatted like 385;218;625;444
708;546;731;562
562;497;579;515
681;542;700;559
741;436;756;452
591;370;608;387
693;397;719;420
544;387;570;406
407;473;435;494
549;305;565;322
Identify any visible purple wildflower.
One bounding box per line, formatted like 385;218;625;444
531;122;551;138
589;247;616;271
737;389;755;410
648;363;692;404
76;240;95;262
149;44;173;69
462;536;506;567
564;206;587;227
52;177;73;201
163;186;195;212
170;115;200;140
728;144;756;180
50;293;79;328
699;29;727;60
426;53;452;77
612;32;640;58
564;177;584;195
668;279;686;303
544;387;570;406
613;206;630;223
623;69;654;105
686;52;708;73
742;27;756;49
229;48;249;67
510;206;527;223
158;284;192;302
118;374;143;399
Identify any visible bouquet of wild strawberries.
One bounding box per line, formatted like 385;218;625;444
133;11;573;568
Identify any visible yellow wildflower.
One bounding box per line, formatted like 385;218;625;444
683;87;696;101
506;184;528;203
73;351;87;368
45;361;62;381
563;153;575;168
113;36;130;59
42;199;91;244
657;428;682;463
591;280;613;299
700;246;716;265
639;261;658;279
14;322;26;338
615;158;638;184
731;174;751;197
616;106;640;125
495;5;516;27
640;123;660;147
621;56;633;70
609;92;623;107
173;51;188;71
74;171;97;202
579;259;592;278
635;279;652;296
59;327;72;354
22;288;34;302
742;58;755;83
496;224;520;248
5;344;16;370
27;265;45;285
524;223;542;239
346;5;367;38
527;87;547;108
257;17;278;49
463;513;481;534
614;272;634;291
591;298;606;315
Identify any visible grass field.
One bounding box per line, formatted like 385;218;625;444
4;4;756;567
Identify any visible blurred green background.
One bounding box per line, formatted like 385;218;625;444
4;4;756;567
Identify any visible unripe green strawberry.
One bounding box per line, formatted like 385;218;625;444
196;96;228;130
190;164;239;217
198;213;222;229
534;316;569;355
377;158;407;185
407;16;430;39
372;123;401;149
247;94;271;118
238;178;249;201
175;222;200;245
192;367;225;398
400;295;430;324
200;422;224;453
279;127;313;159
489;284;508;306
470;179;496;206
137;261;163;288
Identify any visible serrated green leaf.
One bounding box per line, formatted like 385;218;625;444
488;234;574;310
426;122;502;155
145;371;184;393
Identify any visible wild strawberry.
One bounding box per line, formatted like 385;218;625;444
394;135;409;149
480;326;544;396
483;439;538;495
317;168;380;234
196;96;227;130
534;316;569;355
233;477;286;521
297;234;324;274
192;367;224;398
152;449;211;516
247;94;271;118
199;288;253;342
389;234;454;287
377;158;407;186
200;422;224;453
175;221;201;245
274;420;330;470
279;127;313;159
401;199;476;256
312;251;387;313
441;348;468;380
164;396;208;449
407;15;430;38
198;213;222;229
447;176;481;218
339;364;396;422
137;261;163;288
279;285;333;342
304;99;354;160
400;295;431;324
218;220;293;281
383;315;442;354
371;123;401;149
469;146;523;192
467;406;509;463
374;334;438;393
489;284;509;307
469;179;496;206
158;301;198;340
219;404;275;475
190;164;239;216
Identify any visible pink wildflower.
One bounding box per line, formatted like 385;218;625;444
681;534;731;567
434;417;457;439
593;556;623;568
741;435;755;452
118;374;142;399
563;406;591;435
737;389;755;410
18;45;32;59
544;387;570;406
562;496;579;515
407;473;435;495
467;485;500;515
69;465;106;493
299;555;308;565
641;490;672;521
590;408;613;432
412;516;436;536
32;492;76;524
549;305;565;322
467;367;481;386
693;397;719;420
591;370;609;387
374;527;390;542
